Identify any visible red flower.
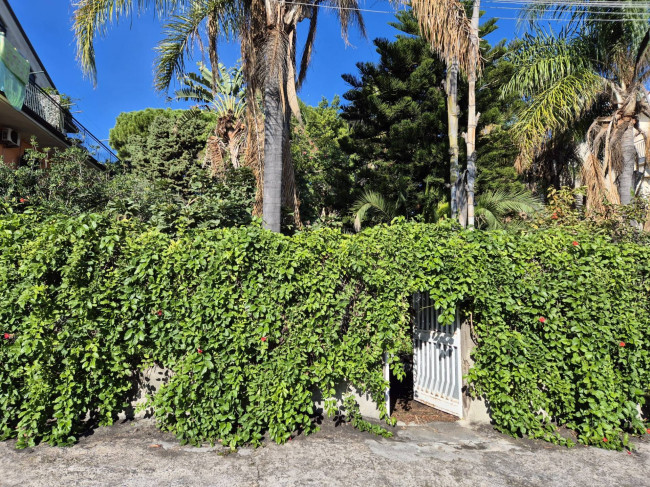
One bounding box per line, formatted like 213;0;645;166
572;241;579;247
619;341;626;347
603;438;608;442
538;317;546;323
19;198;25;203
197;348;203;354
261;337;267;342
157;310;162;316
3;333;9;339
551;213;558;220
646;429;650;434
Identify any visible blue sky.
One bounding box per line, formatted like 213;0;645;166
10;1;530;148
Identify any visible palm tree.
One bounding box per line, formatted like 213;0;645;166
351;190;399;232
175;61;246;119
503;13;650;211
175;61;248;173
410;0;476;226
474;189;543;230
352;188;541;231
73;0;366;232
465;0;481;229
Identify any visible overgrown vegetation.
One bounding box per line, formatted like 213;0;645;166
0;140;255;232
1;0;649;459
289;12;530;228
0;210;647;451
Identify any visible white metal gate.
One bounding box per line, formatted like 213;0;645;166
412;292;463;418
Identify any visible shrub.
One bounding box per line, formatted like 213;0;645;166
0;145;112;215
0;145;255;232
0;214;648;450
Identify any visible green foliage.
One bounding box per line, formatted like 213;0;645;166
351;190;399;231
109;108;216;162
340;11;450;215
0;213;648;451
106;167;256;232
474;37;526;196
341;395;393;438
291;97;356;224
502;20;650;189
475;189;543;230
175;61;247;120
338;11;527;223
124;113;212;195
0;144;256;232
0;145;111;215
111;109;254;230
109;108;169;160
535;187;650;245
464;228;650;450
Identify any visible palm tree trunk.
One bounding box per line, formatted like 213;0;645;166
465;0;480;229
262;79;284;232
619;122;637;205
446;58;460;220
207;13;219;98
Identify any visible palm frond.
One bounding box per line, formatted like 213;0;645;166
174;60;246;117
502;30;592;98
632;28;650;87
297;6;318;91
510;68;603;172
475;189;543;230
186;68;214;89
154;4;210;93
174;87;214;103
409;0;473;72
153;0;241;93
351;190;398;232
325;0;366;44
73;0;185;84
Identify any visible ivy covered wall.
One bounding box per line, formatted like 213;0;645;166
0;210;648;450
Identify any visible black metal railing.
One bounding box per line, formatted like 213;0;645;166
23;82;119;165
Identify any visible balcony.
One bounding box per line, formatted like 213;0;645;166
22;82;118;165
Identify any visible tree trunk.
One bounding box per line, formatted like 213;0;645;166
207;14;219;98
262;80;284;232
465;0;480;229
457;171;468;228
446;58;460;220
619;122;637;205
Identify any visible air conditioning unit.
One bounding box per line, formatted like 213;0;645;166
0;128;20;148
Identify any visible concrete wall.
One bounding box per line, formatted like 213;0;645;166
460;319;492;424
119;365;171;420
123;366;385;422
313;382;384;421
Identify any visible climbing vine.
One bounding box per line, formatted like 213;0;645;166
0;207;648;450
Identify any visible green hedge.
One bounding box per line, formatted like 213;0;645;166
0;209;648;450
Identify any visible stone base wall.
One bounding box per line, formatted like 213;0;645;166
122;366;384;422
460;320;492;424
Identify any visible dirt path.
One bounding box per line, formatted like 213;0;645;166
0;418;647;487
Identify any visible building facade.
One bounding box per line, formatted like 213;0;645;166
0;0;116;168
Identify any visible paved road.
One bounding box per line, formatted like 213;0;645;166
0;418;647;486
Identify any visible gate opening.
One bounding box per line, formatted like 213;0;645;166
389;352;458;424
389;292;464;423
